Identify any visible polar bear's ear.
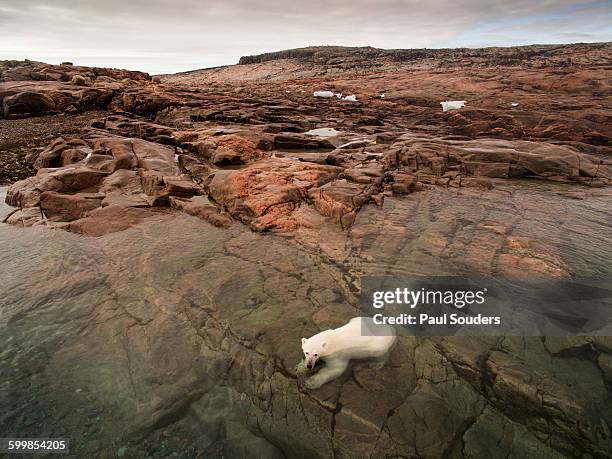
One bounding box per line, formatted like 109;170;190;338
301;338;306;345
321;341;327;350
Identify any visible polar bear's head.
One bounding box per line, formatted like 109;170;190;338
301;336;327;369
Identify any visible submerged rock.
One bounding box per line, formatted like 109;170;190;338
1;45;611;458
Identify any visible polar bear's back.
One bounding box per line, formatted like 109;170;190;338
329;317;396;357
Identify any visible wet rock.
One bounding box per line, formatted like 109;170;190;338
2;206;43;226
66;205;158;236
483;350;599;452
169;196;232;228
391;137;610;186
597;353;612;384
309;179;377;228
40;191;103;221
99;169;148;207
462;406;566;458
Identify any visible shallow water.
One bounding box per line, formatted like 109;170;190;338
1;182;611;457
348;181;612;278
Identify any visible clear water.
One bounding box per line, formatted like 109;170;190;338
1;181;610;457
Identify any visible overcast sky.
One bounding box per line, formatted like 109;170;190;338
1;0;610;74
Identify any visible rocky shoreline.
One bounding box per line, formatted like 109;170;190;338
1;45;611;458
2;51;610;238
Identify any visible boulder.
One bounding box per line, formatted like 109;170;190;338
70;74;88;86
60;148;91;166
2;91;56;118
274;134;335;150
40;191;103;220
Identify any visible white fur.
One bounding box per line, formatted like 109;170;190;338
301;317;396;389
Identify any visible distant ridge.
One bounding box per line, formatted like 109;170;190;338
162;42;611;83
237;43;611;66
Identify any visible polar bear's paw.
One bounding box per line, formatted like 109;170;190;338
305;375;324;390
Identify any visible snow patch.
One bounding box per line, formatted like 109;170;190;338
313;91;334;98
304;128;341;138
440;101;466;112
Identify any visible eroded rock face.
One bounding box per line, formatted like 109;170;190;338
169;195;233;228
0;60;179;119
4;125;610;235
2;45;612;458
3;134;222;233
0;81;117;119
309;179;378;229
206;159;341;231
0;59;151;83
385;136;611;188
2;91;56;118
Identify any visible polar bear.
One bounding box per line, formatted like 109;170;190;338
301;317;396;389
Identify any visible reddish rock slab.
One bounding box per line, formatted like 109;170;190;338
40;191;103;221
6;165;108;208
210;134;268;165
99;169;148;208
66;205;159;236
388;136;610;186
2;206;44;227
206;159;341;231
309;179;378;229
168;196;232;228
32;137;91;170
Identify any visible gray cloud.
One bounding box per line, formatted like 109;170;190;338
0;0;610;73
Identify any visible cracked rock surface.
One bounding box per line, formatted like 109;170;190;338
1;44;611;458
1;184;611;458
